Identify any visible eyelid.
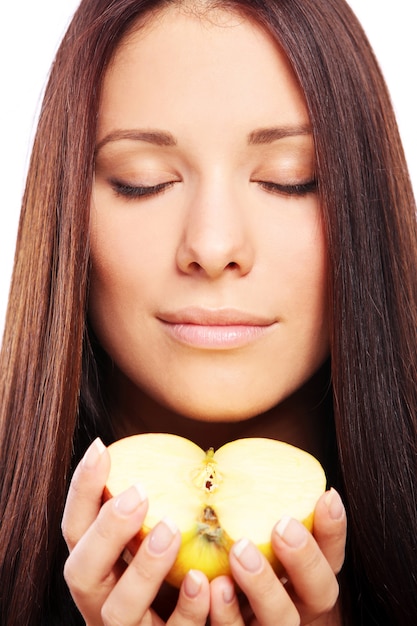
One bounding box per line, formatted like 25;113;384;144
109;178;177;199
254;179;317;197
107;175;317;200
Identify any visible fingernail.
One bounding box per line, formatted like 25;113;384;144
275;516;308;548
222;579;235;604
82;437;106;469
114;483;147;515
184;569;204;598
148;517;178;555
325;488;345;521
231;538;263;573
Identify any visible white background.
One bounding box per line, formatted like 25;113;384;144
1;1;416;335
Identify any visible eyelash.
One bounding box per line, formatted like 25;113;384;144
109;178;317;200
110;180;175;199
256;180;317;197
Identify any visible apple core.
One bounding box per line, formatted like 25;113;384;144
105;433;326;586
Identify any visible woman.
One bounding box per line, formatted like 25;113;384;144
0;0;416;624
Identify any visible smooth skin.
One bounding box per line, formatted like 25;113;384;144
88;6;329;428
63;5;346;625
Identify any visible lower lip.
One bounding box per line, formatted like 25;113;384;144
160;322;274;349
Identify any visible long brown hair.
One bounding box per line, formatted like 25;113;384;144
1;1;416;624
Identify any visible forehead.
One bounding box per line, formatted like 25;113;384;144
114;4;273;65
107;2;297;86
97;3;309;143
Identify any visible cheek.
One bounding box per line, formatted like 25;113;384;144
87;209;147;343
87;202;180;376
266;205;328;311
90;207;148;287
88;201;172;308
274;211;329;361
292;233;328;320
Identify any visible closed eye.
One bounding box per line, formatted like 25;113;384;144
256;180;317;197
109;178;317;200
110;180;176;199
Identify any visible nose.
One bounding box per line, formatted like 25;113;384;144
175;181;255;279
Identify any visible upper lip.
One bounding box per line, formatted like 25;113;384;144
157;307;277;326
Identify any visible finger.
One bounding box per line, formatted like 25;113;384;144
101;517;181;626
167;570;210;626
62;438;110;551
210;576;245;626
64;483;148;622
273;516;339;620
229;539;300;626
313;488;347;574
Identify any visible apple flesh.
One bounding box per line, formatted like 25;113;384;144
104;433;326;587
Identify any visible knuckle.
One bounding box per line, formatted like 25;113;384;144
101;603;125;626
310;578;339;615
321;516;347;547
216;616;236;626
322;531;346;574
256;571;279;599
286;602;301;626
170;578;209;624
176;603;202;623
63;555;86;594
299;547;323;575
217;609;242;626
130;554;155;583
331;520;348;543
280;606;300;626
315;525;346;574
94;505;118;542
67;467;86;497
333;548;346;575
61;518;79;551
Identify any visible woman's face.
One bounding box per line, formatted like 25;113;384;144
89;7;329;423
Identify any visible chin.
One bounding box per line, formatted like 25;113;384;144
158;388;287;423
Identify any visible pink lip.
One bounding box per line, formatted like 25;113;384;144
157;308;277;349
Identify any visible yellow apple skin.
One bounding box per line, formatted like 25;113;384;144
104;434;326;587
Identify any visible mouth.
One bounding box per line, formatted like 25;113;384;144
157;307;277;349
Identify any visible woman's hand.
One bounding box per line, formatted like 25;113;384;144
62;439;345;626
209;488;346;626
62;438;213;626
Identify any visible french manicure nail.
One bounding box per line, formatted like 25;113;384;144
148;516;178;554
114;483;147;515
231;538;263;573
184;569;204;598
325;488;345;521
82;437;106;469
275;516;307;548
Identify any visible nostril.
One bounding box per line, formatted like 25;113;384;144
186;260;239;274
189;261;203;273
176;231;254;278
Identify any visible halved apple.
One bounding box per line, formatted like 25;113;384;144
104;433;326;587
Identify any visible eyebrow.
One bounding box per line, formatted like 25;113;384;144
95;124;312;153
96;129;177;153
247;125;312;145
